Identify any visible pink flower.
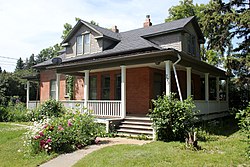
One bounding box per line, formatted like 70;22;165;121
46;138;52;143
68;120;72;127
43;124;48;129
95;137;100;144
40;140;46;148
39;131;44;137
34;135;41;140
58;125;64;131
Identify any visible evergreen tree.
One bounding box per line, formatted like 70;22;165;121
15;57;24;71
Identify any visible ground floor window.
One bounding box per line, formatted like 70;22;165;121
50;80;56;99
101;75;110;100
115;74;121;100
89;76;97;100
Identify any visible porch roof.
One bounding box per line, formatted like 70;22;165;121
46;49;227;78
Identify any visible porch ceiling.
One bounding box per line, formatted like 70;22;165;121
49;50;227;78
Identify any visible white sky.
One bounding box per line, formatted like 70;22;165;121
0;0;207;72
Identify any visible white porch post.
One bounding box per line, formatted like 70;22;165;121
226;78;229;102
84;70;90;109
216;77;220;101
186;67;192;98
26;81;30;109
205;73;209;102
121;65;126;118
56;73;60;101
165;61;171;96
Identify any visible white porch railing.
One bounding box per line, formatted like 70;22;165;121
87;100;122;117
60;100;85;112
194;100;229;115
27;100;40;109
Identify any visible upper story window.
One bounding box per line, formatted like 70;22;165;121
76;33;90;55
187;35;196;56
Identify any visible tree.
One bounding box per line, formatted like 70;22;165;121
15;57;25;71
27;54;36;68
61;23;73;40
0;67;2;73
35;44;61;64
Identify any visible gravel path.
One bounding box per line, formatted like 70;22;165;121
39;137;151;167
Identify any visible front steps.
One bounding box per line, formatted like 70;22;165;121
116;116;154;139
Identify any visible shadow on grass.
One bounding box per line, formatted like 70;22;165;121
196;115;239;137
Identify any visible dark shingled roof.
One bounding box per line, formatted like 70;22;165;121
34;16;204;69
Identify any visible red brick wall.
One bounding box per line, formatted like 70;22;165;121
74;76;84;100
40;69;56;102
126;67;150;115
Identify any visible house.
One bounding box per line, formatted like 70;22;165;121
26;16;229;137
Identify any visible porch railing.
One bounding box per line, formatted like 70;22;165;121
60;100;85;112
27;100;40;109
87;100;122;117
194;100;229;115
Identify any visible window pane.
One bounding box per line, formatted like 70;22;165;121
76;36;83;55
84;34;90;54
115;74;121;100
50;80;56;99
89;76;97;100
101;75;110;100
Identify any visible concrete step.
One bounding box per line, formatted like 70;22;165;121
119;124;153;130
117;132;153;139
122;121;152;126
117;128;153;135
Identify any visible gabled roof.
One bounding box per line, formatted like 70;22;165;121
62;20;121;43
34;16;205;69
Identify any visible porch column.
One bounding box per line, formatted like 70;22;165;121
84;70;89;109
216;77;220;101
205;73;209;101
121;65;126;118
186;67;192;98
56;73;60;101
165;61;171;96
26;81;30;109
226;78;229;102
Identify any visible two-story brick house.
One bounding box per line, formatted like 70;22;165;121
27;16;229;136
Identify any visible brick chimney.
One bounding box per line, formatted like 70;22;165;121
111;25;119;33
143;15;152;28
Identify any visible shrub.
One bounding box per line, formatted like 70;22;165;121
25;110;104;154
149;93;199;141
2;102;32;122
0;106;8;121
236;102;250;158
34;99;66;120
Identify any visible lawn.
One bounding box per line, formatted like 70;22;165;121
0;122;56;167
74;118;250;167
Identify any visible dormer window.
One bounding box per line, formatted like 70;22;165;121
76;33;90;55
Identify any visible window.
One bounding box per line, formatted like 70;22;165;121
84;34;90;54
153;73;163;99
76;33;90;55
101;75;110;100
50;80;56;99
89;76;97;100
76;36;83;55
187;35;196;55
115;74;121;100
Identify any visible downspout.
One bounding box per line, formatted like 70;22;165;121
172;53;183;102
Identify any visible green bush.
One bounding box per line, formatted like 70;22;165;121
25;110;105;154
236;102;250;158
34;99;66;120
1;102;32;122
149;93;199;141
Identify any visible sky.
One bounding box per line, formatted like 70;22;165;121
0;0;207;72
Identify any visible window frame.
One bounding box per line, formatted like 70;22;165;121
115;74;121;100
83;33;90;54
50;79;56;99
101;74;110;100
76;35;83;55
89;75;97;100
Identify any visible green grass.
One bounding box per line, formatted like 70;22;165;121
74;118;249;167
0;122;56;167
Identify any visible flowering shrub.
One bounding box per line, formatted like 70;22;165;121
25;110;104;154
33;99;66;120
